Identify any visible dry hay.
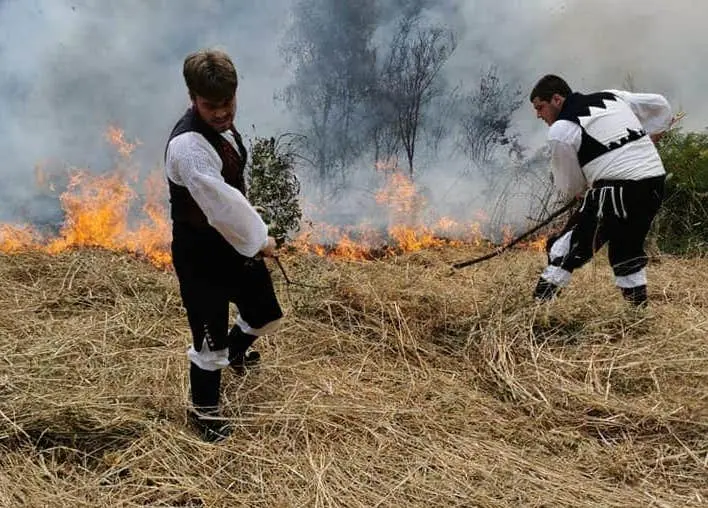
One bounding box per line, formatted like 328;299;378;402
0;245;706;507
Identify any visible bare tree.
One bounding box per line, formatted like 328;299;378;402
377;16;456;176
458;67;523;183
368;79;402;167
281;0;378;189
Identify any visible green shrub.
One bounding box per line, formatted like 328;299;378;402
247;136;302;243
654;128;708;255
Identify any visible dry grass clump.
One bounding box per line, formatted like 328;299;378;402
0;246;706;507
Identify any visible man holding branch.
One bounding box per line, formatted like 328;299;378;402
529;74;673;306
165;49;283;441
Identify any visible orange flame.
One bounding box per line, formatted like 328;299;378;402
389;225;444;251
105;125;140;158
521;236;548;253
374;170;424;222
332;234;371;261
0;225;41;253
294;165;490;259
292;163;551;261
45;170;135;253
0;126;171;267
0;127;548;267
125;170;172;267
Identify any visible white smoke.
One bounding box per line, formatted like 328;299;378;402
0;0;292;223
0;0;705;228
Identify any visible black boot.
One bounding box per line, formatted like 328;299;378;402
621;285;648;307
188;362;231;442
228;327;260;374
534;278;562;302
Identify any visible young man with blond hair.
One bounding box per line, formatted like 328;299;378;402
165;49;283;441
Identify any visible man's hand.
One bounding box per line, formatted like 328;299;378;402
650;132;665;144
651;112;685;143
259;236;278;258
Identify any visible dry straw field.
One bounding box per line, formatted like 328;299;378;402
0;245;706;507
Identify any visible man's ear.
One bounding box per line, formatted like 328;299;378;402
551;93;565;107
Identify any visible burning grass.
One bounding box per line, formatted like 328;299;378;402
0;245;705;507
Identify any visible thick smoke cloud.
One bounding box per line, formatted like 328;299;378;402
0;0;290;222
0;0;705;226
451;0;708;141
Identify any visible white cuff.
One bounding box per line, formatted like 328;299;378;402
614;268;647;288
187;340;230;371
235;315;282;336
542;265;572;287
549;231;573;262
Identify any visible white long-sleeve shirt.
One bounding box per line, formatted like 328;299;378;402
165;130;268;257
548;90;672;198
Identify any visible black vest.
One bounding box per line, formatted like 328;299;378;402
557;92;647;168
166;107;247;227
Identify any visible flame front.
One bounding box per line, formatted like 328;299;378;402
0;128;548;267
294;164;492;259
46;171;135;253
0;127;172;267
0;225;40;253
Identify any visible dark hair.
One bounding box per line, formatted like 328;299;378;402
183;49;238;101
529;74;572;102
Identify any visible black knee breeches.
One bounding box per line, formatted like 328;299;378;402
171;223;283;368
541;175;664;289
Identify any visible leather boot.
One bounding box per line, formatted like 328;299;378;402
534;278;562;302
621;285;648;307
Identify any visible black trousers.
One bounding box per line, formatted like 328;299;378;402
543;175;665;288
171;222;283;411
171;222;283;353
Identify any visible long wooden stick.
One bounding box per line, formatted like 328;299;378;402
452;200;576;269
273;256;330;289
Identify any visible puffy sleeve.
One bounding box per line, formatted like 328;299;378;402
165;132;268;257
608;89;673;135
548;120;587;198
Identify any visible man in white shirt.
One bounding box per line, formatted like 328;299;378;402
529;74;673;306
165;49;283;441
